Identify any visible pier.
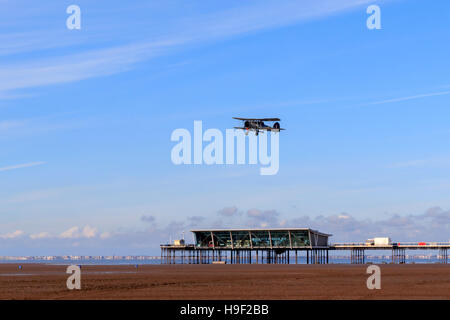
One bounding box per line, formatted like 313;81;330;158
160;228;450;264
332;242;450;264
160;246;331;264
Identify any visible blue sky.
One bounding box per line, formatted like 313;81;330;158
1;0;450;255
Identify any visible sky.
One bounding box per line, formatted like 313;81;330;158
1;0;450;256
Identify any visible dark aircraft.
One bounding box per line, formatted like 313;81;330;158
233;117;285;136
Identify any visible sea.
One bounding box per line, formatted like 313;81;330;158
0;256;444;265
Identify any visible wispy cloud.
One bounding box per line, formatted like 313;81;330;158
0;0;380;98
0;161;46;172
0;120;25;132
0;39;181;94
0;31;91;57
366;90;450;106
389;156;450;169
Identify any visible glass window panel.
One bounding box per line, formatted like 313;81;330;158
250;231;271;248
290;230;310;247
194;231;212;247
212;231;232;247
231;231;251;248
270;231;290;247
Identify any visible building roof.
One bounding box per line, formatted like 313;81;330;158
190;228;332;237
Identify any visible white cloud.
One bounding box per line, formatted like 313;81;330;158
0;230;24;239
82;226;98;238
59;226;80;239
29;232;51;240
59;226;97;239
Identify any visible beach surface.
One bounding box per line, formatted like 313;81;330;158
0;263;448;300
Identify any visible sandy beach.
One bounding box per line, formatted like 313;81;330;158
0;263;448;300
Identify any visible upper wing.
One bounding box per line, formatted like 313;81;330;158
233;117;253;121
233;117;281;121
260;118;281;121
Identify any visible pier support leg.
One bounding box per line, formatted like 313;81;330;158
351;249;365;264
439;248;448;264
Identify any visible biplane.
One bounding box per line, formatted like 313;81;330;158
233;117;285;135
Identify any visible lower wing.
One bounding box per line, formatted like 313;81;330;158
260;127;286;131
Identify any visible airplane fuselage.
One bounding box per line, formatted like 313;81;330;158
245;120;270;130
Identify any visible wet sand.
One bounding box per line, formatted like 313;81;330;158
0;263;448;300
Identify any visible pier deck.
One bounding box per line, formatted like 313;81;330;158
160;242;450;264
